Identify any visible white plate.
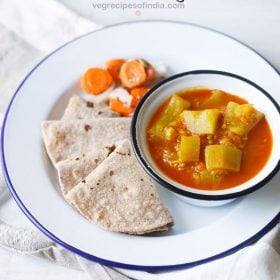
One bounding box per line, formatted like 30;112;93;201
1;21;280;271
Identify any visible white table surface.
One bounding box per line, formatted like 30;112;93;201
1;0;279;279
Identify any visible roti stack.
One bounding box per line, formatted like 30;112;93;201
42;95;173;235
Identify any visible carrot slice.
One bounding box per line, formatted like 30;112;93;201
131;87;150;107
105;59;126;82
119;60;147;89
81;68;113;95
138;59;156;82
109;98;135;116
145;66;156;82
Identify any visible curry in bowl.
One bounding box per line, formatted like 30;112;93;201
147;87;272;191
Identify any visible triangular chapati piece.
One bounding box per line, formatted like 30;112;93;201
56;146;115;196
62;95;119;120
41;118;130;165
66;140;174;235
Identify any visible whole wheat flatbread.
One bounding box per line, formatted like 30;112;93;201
56;147;115;196
57;95;119;194
62;95;118;120
41;118;130;165
66;140;173;235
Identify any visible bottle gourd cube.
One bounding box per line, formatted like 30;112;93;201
178;135;200;162
205;145;242;172
183;109;220;134
149;95;190;138
223;102;263;136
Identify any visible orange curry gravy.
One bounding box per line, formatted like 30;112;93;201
147;88;273;191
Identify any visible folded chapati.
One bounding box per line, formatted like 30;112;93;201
62;95;118;120
41;118;130;165
66;140;173;235
56;147;114;196
42;94;173;235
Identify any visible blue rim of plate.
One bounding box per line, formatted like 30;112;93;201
131;70;280;201
0;20;280;271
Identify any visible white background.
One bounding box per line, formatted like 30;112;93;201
59;0;280;71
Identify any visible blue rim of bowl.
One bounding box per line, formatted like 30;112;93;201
131;70;280;201
0;20;280;271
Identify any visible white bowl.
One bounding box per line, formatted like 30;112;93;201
131;70;280;207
